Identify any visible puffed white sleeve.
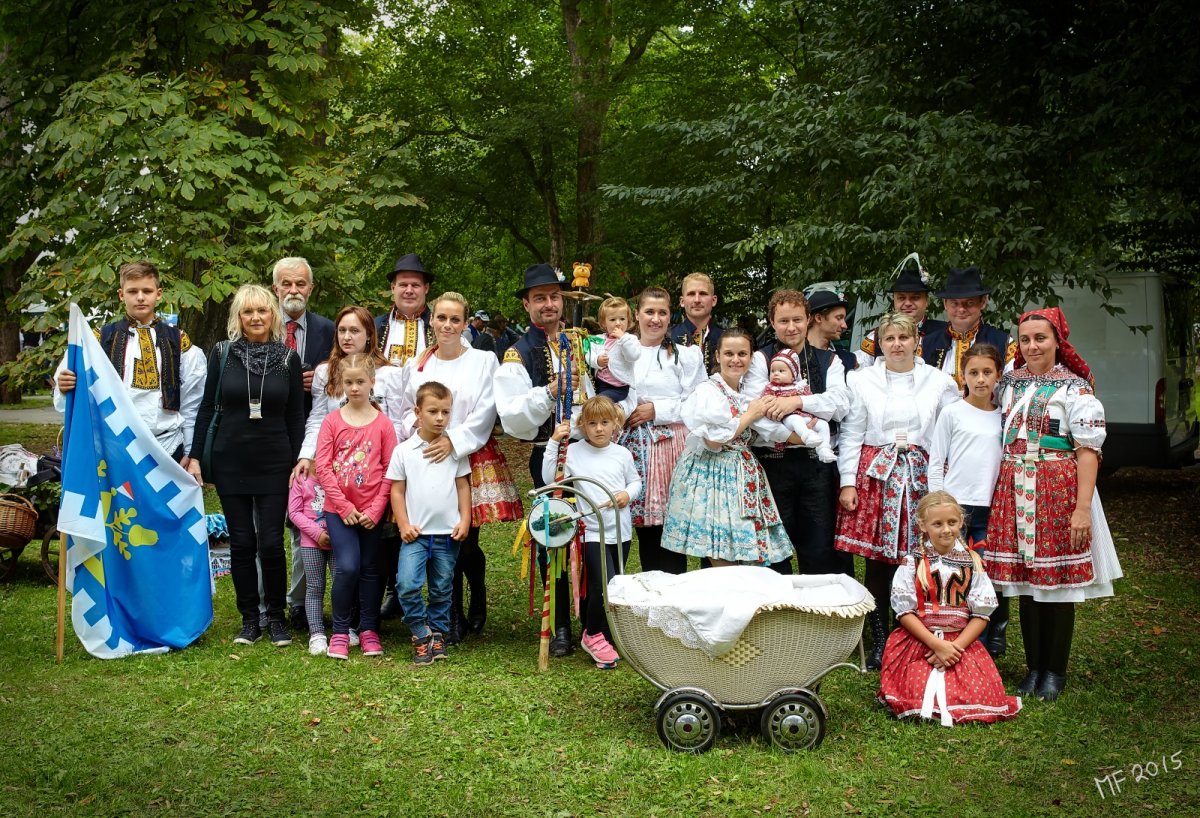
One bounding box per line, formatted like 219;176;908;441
890;555;919;618
1066;382;1106;452
374;365;411;444
936;371;961;413
299;363;332;461
446;352;498;458
967;561;998;619
621;447;643;502
179;344;208;452
494;359;553;441
681;381;739;443
741;350;769;398
803;354;850;421
926;409;954;493
605;332;641;386
648;345;705;425
836;372;868;487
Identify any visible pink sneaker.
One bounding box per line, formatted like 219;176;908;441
327;633;350;660
581;631;619;669
359;630;384;657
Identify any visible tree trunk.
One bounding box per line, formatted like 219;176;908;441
561;0;614;272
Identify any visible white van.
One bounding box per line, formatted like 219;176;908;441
823;271;1198;472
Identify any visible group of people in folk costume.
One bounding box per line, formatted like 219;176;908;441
52;252;1120;725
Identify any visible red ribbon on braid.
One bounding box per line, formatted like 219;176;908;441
1015;307;1094;387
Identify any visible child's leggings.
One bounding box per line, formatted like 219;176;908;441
582;540;631;641
300;546;334;636
328;516;382;635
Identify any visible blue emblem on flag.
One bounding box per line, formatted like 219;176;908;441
57;304;212;658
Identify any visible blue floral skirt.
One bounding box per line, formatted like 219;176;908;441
662;444;793;565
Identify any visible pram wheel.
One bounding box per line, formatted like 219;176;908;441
656;691;720;753
760;692;826;751
40;525;60;584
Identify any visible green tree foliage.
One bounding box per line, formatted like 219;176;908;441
351;0;693;315
606;0;1200;317
0;0;417;390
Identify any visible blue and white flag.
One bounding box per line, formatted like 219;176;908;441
57;304;212;658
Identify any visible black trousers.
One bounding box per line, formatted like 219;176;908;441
530;444;571;630
636;525;687;574
582;540;631;640
221;492;288;621
756;447;852;576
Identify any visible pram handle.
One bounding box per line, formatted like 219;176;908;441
529;476;625;603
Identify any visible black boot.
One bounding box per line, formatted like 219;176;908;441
1037;602;1074;702
865;610;888;671
984;595;1010;659
379;586;402;620
458;529;488;634
550;624;574;657
1016;596;1042;695
446;571;466;646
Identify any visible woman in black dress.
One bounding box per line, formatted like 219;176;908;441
188;284;305;646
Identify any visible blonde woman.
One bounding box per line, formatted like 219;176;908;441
834;312;959;669
188;284;305;647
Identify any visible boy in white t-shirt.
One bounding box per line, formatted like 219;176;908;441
388;381;472;666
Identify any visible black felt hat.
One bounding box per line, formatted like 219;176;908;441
514;263;565;298
806;289;849;315
389;253;433;283
935;266;992;298
890;263;931;293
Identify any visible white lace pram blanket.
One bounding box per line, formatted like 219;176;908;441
607;566;874;658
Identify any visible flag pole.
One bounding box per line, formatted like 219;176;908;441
56;532;67;663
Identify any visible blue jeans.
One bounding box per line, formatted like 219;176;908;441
962;504;991;549
328;515;383;635
398;534;460;639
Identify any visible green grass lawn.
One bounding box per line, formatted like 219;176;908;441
0;427;1196;817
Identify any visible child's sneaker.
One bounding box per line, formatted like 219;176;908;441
327;633;350;660
581;631;619;669
430;632;448;661
412;634;434;667
348;629;360;647
308;633;328;656
359;630;384;657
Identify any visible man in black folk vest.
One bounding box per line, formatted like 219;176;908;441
670;272;724;374
856;262;948;368
495;263;630;658
806;289;858;374
376;253;435;367
743;289;852;576
53;261;207;464
921;266;1015;387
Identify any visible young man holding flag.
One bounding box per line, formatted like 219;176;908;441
53;261;207;464
55;271;212;658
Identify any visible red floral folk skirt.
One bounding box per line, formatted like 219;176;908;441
834;444;928;565
984;450;1094;589
468;436;524;527
878;626;1021;725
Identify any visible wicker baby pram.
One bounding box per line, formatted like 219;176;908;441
529;478;873;753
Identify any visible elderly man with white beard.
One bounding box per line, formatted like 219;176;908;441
271;256;335;632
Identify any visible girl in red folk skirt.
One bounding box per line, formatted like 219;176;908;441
879;491;1022;726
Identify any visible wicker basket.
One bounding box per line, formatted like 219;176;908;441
0;493;38;549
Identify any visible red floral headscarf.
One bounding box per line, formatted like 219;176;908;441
1015;307;1093;387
